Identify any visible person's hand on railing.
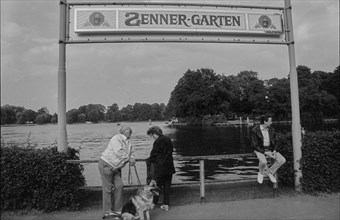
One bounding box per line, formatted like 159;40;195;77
272;151;277;159
265;151;276;159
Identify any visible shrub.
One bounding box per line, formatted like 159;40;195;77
1;145;86;212
276;130;340;193
301;131;340;193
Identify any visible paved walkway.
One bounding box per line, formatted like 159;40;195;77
2;193;339;220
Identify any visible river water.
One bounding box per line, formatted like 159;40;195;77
1;120;339;186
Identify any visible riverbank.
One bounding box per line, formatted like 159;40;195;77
2;179;339;220
2;190;339;220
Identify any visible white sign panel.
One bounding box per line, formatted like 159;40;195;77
73;8;283;35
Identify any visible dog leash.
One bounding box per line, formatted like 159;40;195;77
128;164;141;185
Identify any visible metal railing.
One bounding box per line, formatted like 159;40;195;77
67;153;278;202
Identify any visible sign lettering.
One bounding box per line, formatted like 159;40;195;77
123;12;242;28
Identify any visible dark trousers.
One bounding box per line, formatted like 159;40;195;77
153;175;172;206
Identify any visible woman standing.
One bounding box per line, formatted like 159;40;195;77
147;126;176;211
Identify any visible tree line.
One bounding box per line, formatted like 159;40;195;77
0;103;167;125
1;65;339;125
66;103;167;124
166;65;339;125
1;106;58;125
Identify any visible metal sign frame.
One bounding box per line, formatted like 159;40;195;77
64;1;289;44
57;0;302;191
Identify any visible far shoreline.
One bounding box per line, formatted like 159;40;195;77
1;118;339;127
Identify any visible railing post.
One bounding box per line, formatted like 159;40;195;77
199;159;205;203
273;172;278;197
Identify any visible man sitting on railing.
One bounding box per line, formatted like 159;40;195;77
251;114;286;184
98;125;136;219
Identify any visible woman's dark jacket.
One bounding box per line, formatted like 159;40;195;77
149;135;176;178
251;125;276;153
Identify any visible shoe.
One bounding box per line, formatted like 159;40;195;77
267;172;277;183
160;205;169;211
257;172;264;184
102;212;121;219
102;214;111;219
110;211;121;216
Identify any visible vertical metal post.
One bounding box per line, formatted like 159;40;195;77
58;0;67;152
273;172;278;197
199;159;205;203
285;0;302;191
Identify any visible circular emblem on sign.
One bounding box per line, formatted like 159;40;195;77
89;12;104;26
258;15;272;28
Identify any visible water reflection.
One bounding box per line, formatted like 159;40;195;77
175;155;259;182
169;121;339;183
172;125;253;156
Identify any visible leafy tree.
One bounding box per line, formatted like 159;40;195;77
77;113;86;123
105;103;120;122
51;113;58;123
295;65;340;122
164;99;176;119
35;113;52;124
120;105;134;121
88;109;100;123
320;65;340;105
66;109;80;124
0;105;25;125
151;103;166;120
17;109;37;124
300;87;339;122
217;75;237;117
37;107;49;114
247;79;267;115
1;106;17;125
132;103;142;121
78;104;106;122
296;65;314;88
15;112;23;124
139;103;154;121
168;68;228;118
229;71;262;116
78;105;87;117
266;78;291;121
35;107;51;124
89;104;106;121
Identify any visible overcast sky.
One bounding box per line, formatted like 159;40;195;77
1;0;339;114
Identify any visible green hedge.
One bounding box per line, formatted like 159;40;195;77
276;130;340;193
1;145;86;212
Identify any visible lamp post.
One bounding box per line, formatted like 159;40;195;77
58;0;67;152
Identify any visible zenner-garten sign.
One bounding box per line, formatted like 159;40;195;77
73;8;283;35
67;3;287;44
